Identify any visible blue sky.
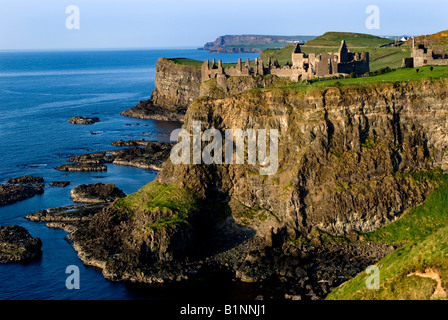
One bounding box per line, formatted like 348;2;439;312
0;0;447;50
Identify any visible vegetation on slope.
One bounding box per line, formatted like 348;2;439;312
305;32;393;48
408;29;448;47
327;170;448;300
114;181;200;231
278;65;448;90
260;43;411;72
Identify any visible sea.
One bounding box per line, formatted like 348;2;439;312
0;48;260;300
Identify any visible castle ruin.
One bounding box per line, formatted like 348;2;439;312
201;40;370;84
403;39;448;68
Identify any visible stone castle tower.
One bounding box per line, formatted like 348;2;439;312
403;39;448;68
201;40;370;84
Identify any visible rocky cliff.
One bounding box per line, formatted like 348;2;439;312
121;58;278;121
121;58;202;121
157;80;448;237
67;79;448;290
203;35;314;53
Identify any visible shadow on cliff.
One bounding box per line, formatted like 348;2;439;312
191;198;258;259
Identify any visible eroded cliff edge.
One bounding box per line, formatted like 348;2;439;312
121;58;202;121
157;80;448;236
120;58;277;121
47;79;448;297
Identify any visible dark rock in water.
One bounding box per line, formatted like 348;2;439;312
68;116;100;125
62;141;173;171
120;100;186;122
55;163;107;172
26;203;107;224
0;225;42;263
6;176;44;185
111;139;149;147
67;151;107;164
70;183;126;203
50;181;70;187
0;176;45;207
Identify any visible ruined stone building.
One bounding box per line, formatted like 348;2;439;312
201;40;370;84
403;39;448;68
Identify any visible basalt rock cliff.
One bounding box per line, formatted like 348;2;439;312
121;58;202;121
120;58;278;121
54;77;448;295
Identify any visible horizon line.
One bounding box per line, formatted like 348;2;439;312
0;46;205;53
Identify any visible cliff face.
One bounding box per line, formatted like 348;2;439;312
151;58;202;110
203;35;313;53
157;80;448;237
80;79;448;284
121;58;202;121
121;58;278;121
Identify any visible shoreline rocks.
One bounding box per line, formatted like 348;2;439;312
0;176;45;207
120;100;186;122
0;225;42;263
56;141;173;172
55;163;107;172
68;116;100;125
26;203;107;224
24;200;393;300
70;183;126;203
50;181;70;187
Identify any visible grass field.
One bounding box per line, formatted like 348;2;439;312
305;31;393;48
172;32;412;73
260;44;412;72
279;65;448;90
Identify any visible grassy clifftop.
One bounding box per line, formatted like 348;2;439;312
408;29;448;47
260;44;411;72
305;32;393;48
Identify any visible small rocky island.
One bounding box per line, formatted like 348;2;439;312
0;225;42;263
68;116;100;125
56;140;173;172
50;181;70;187
70;183;126;203
0;176;44;207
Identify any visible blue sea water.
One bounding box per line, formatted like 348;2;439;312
0;49;259;300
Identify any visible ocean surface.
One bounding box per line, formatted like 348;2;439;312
0;48;259;300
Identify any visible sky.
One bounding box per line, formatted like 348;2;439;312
0;0;447;50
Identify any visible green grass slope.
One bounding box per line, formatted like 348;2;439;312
305;32;393;48
326;170;448;300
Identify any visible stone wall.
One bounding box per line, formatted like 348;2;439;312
407;43;448;68
201;40;370;84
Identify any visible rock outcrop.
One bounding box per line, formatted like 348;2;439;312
55;163;107;172
0;176;44;207
120;58;278;121
59;141;173;172
121;58;202;121
0;226;42;263
203;35;312;53
157;80;448;237
68;116;100;125
50;181;70;187
70;183;126;203
34;77;448;300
